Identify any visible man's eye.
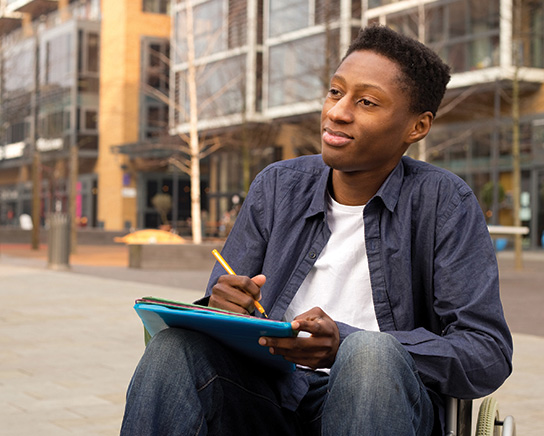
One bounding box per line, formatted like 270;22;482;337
328;88;341;98
359;98;376;106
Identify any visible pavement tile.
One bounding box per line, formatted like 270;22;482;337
2;415;76;436
0;257;203;436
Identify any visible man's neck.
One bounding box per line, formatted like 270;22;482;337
329;167;392;206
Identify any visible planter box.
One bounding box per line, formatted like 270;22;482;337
128;242;224;270
0;227;127;245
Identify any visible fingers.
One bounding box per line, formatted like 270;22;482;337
258;334;337;369
291;318;328;336
209;274;266;314
292;307;334;335
293;306;329;324
260;307;340;369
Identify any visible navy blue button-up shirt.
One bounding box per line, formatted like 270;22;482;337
204;154;512;431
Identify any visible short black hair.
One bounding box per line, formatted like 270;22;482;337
344;25;451;116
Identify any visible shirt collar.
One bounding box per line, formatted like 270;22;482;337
303;163;331;219
304;156;406;216
371;158;405;213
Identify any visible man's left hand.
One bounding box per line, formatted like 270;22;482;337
258;307;340;369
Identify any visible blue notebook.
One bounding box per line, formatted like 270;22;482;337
134;297;296;372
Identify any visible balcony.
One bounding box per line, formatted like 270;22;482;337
449;65;544;90
0;13;22;35
6;0;58;20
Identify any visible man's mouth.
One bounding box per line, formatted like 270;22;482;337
322;127;354;147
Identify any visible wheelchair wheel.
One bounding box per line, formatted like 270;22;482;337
476;397;500;436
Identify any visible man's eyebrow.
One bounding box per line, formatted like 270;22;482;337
330;74;386;94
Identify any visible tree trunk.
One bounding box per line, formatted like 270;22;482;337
512;66;522;269
186;1;202;244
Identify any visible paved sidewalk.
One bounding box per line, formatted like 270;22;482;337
0;262;203;436
0;245;543;435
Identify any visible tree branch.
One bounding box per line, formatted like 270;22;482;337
436;85;480;119
168;155;191;176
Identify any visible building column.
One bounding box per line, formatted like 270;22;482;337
96;0;170;230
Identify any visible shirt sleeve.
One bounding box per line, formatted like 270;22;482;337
389;191;512;399
204;173;269;297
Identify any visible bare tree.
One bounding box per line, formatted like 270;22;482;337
182;0;204;243
139;1;256;243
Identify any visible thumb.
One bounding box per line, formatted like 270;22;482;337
251;274;266;288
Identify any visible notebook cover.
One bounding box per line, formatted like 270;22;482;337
134;297;296;372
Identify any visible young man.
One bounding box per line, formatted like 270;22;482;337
121;25;512;436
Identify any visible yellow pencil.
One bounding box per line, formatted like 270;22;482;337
212;249;268;318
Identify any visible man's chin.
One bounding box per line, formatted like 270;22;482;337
321;151;348;171
321;148;336;169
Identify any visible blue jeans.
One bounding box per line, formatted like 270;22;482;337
121;329;434;435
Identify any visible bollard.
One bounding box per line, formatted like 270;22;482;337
47;213;71;270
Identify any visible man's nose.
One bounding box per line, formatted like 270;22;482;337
326;97;354;123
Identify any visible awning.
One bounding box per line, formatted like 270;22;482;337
112;136;184;159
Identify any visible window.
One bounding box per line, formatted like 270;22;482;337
268;32;337;107
174;55;246;123
144;40;170;92
228;0;247;49
144;104;168;138
2;39;35;94
269;0;308;37
197;56;246;119
39;111;66;138
145;41;170;93
141;38;170;140
173;0;251;63
257;0;264;44
473;131;492;159
426;4;446;44
87;33;99;73
85;110;98;131
5;121;29;144
172;71;188;126
527;0;544;67
78;30;99;73
143;0;169;14
351;0;362;19
499;122;534;157
387;9;419;40
533;120;544;159
77;29;100;94
380;0;502;73
43;33;73;88
173;0;225;61
194;0;224;57
315;0;340;24
426;128;462;165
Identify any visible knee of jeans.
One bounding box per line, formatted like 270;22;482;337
335;331;409;374
145;328;204;362
148;327;185;350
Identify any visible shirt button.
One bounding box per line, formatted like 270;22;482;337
309;251;317;259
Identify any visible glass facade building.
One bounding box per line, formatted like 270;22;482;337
0;0;100;228
0;0;543;247
168;0;544;247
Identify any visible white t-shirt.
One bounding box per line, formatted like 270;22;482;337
284;193;379;332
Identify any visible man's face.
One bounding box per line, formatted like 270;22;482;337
321;50;421;175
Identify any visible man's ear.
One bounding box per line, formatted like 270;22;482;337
407;111;433;144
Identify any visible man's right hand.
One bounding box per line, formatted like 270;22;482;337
209;274;266;315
